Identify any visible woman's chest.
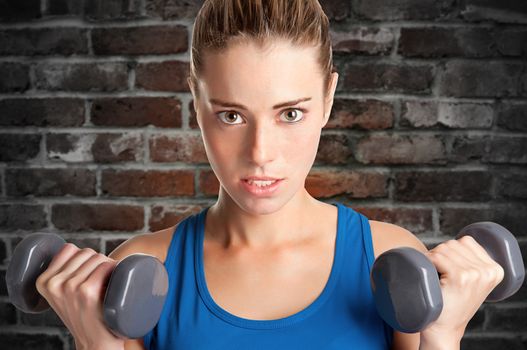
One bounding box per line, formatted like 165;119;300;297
202;235;335;320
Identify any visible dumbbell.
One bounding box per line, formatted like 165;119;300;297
370;222;525;333
5;232;169;339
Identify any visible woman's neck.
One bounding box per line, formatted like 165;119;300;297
205;190;327;249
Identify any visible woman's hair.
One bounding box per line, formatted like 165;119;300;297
189;0;335;100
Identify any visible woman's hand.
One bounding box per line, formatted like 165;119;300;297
420;235;505;347
35;243;125;350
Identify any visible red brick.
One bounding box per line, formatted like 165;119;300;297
145;0;202;20
0;98;84;127
483;136;527;164
0;62;29;92
199;170;220;196
0;0;41;22
0;134;41;162
461;0;527;23
0;240;5;267
135;61;190;92
448;135;489;163
354;206;434;234
395;171;493;202
495;172;527;199
439;60;525;98
399;27;495;58
400;100;437;128
330;27;394;55
486;305;527;332
496;29;527;56
92;25;187;55
440;204;527;237
91;97;182;128
34;62;128;92
339;62;434;93
401;100;494;129
306;169;388;199
105;238;128;256
353;0;457;20
0;28;88;55
0;204;47;230
325;99;394;130
356;134;447;164
149;203;206;231
83;0;142;21
149;133;207;163
6;168;96;196
0;334;64;349
497;102;527;131
47;132;144;163
101;170;195;197
318;0;351;21
315;134;353;165
52;203;144;232
0;300;16;324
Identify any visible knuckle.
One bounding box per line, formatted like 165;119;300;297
492;264;505;283
81;247;97;255
79;282;99;302
63;278;78;293
46;276;63;297
61;243;79;254
457;268;478;286
434;242;449;253
35;274;47;296
444;239;456;245
458;235;477;245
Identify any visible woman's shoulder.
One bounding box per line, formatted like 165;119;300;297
368;220;429;259
108;223;179;264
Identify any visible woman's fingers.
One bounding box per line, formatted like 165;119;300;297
63;253;112;295
78;260;117;307
37;243;79;285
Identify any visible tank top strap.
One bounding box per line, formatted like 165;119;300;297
143;209;203;349
331;202;394;347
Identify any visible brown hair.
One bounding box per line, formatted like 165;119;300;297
188;0;335;100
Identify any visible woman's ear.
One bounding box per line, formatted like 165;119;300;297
188;77;199;113
187;77;202;128
323;72;339;127
187;77;195;97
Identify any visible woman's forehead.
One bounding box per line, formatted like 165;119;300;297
198;40;323;100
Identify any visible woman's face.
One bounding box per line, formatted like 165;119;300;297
191;39;338;214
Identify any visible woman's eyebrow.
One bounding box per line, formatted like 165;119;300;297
209;97;312;110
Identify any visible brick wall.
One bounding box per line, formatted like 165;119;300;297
0;0;526;349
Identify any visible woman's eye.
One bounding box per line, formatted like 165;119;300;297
216;108;305;125
280;108;305;123
217;111;243;124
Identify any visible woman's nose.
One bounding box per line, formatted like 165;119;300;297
246;121;277;166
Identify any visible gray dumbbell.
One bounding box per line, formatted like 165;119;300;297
371;222;525;333
5;232;169;339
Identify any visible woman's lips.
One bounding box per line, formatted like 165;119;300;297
241;178;283;196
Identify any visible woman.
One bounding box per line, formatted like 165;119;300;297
35;1;504;349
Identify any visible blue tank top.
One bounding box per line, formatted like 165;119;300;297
143;202;393;349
